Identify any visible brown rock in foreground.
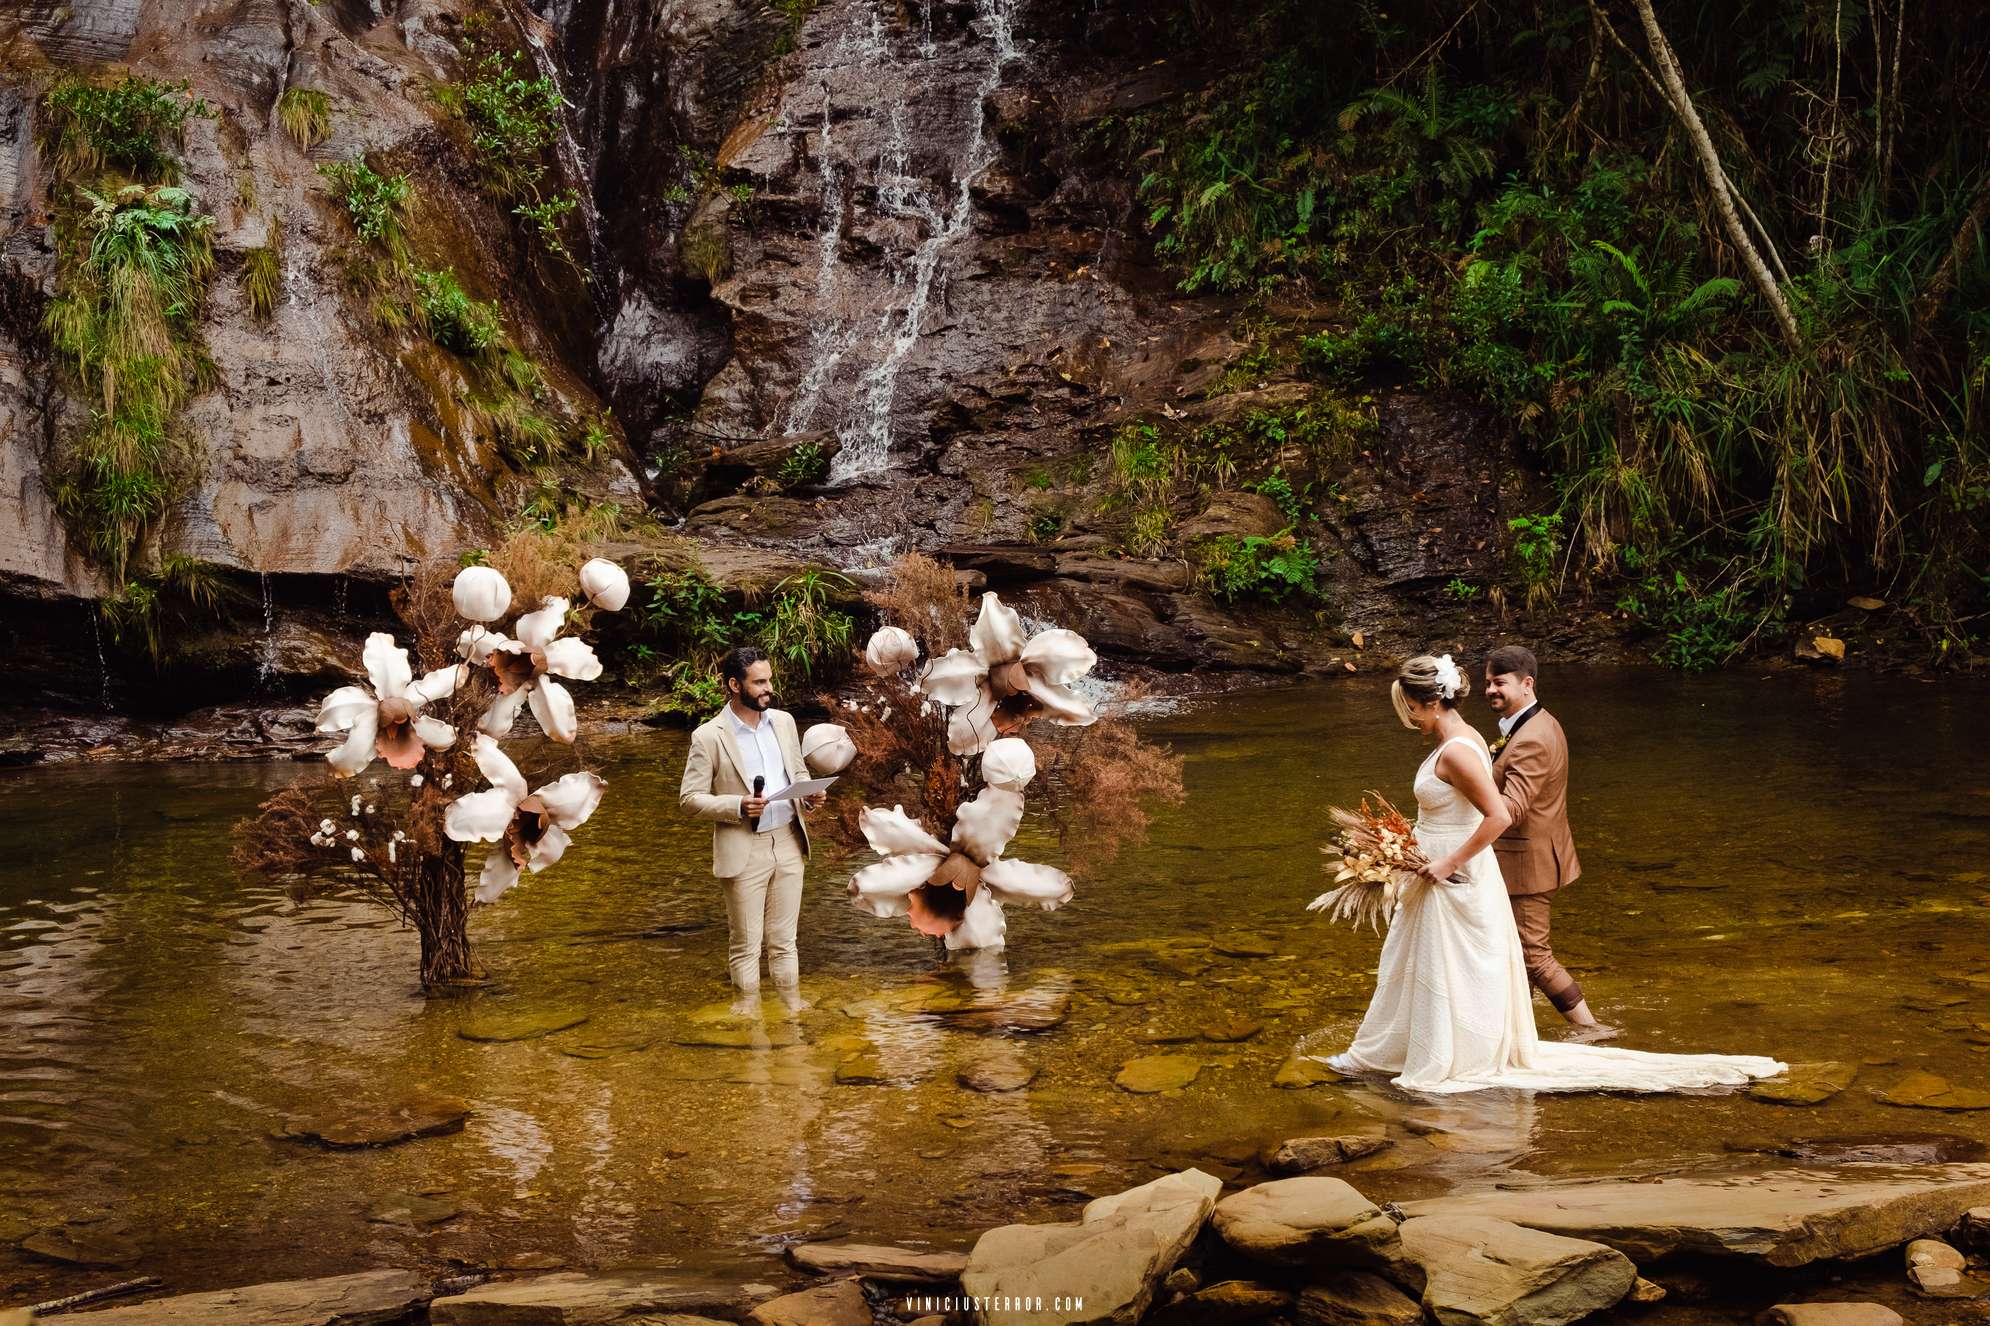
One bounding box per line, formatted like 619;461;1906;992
62;1270;428;1324
1398;1164;1990;1266
786;1241;968;1285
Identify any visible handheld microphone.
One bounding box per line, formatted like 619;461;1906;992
750;775;765;829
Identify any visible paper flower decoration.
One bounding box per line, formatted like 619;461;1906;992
801;722;858;775
579;558;630;612
443;735;607;902
865;626;919;677
917;593;1097;755
480;597;602;743
847;795;1072;950
316;633;462;775
452;565;512;623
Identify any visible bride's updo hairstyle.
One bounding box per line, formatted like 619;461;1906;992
1391;653;1470;730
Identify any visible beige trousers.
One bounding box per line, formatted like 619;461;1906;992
719;824;806;994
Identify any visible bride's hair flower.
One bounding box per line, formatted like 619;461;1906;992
1432;654;1464;700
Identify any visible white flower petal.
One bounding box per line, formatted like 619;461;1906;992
1025;676;1095;726
479;684;529;738
1020;628;1097;686
800;723;857;776
850;853;944;901
315;685;376;734
982;857;1074;909
452;565;513;624
525;823;571;873
458;627;511;665
326;707;379;776
951;786;1024;863
515;597;569;650
947;704;998;757
980;737;1037;792
857;804;949;857
969;593;1026;665
945;890;1008;951
470;732;529;801
542;636;602;682
414;715;457;751
864;626;919;676
579;558;630;612
409;665;462;704
444;787;520;843
534;771;606;829
362;632;413;700
474;851;523;903
917;648;989;707
529;677;578;743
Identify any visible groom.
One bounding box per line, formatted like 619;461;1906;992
1483;645;1601;1029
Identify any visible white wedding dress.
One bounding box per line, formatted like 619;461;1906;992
1324;734;1786;1094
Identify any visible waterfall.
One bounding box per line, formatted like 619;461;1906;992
783;0;1021;484
257;573;277;690
779;95;856;436
518;26;603;271
88;605;111;711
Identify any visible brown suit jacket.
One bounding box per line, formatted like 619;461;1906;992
1491;705;1581;896
678;707;812;878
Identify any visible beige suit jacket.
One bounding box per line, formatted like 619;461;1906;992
1491;706;1581;895
679;707;813;878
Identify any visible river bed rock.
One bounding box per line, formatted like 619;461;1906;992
1397;1164;1990;1266
1211;1178;1415;1287
1147;1279;1292;1326
1262;1136;1394;1175
61;1270;430;1324
1751;1062;1860;1105
277;1091;472;1149
1115;1055;1202;1094
1760;1306;1905;1326
1398;1214;1635;1326
786;1242;967;1285
1295;1271;1422;1326
747;1279;871;1326
960;1168;1222;1326
427;1271;779;1324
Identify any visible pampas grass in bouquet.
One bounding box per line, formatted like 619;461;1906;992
1307;793;1428;932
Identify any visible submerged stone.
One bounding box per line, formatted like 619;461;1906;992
278;1090;472;1149
1273;1055;1347;1089
786;1241;968;1284
958;1048;1038;1093
1875;1071;1990;1110
1750;1061;1859;1105
673;1023;803;1049
1263;1135;1393;1175
1116;1055;1203;1094
365;1191;462;1226
52;1270;430;1324
1201;1016;1263;1043
456;1010;589;1043
19;1223;140;1268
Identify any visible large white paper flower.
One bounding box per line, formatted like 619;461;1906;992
917;593;1098;755
801;722;857;776
316;633;461;776
846;789;1072;949
481;596;602;743
865;626;919;677
452;565;512;623
579;558;630;612
443;734;607;902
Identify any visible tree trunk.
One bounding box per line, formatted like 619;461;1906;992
413;843;474;989
1627;0;1804;347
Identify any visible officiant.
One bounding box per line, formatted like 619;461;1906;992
678;645;824;1013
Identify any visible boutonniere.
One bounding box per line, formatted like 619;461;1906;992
1488;734;1510;757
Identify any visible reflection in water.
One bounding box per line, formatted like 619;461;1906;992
3;667;1990;1299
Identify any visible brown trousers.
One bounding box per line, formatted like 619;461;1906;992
1509;893;1584;1014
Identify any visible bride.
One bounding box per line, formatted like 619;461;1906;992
1323;654;1785;1094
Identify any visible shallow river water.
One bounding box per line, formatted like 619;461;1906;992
4;667;1989;1302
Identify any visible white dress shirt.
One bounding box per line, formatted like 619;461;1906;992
1498;700;1539;737
728;706;794;832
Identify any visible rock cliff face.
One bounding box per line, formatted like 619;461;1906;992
0;0;1576;719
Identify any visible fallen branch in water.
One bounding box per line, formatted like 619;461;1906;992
31;1276;163;1316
